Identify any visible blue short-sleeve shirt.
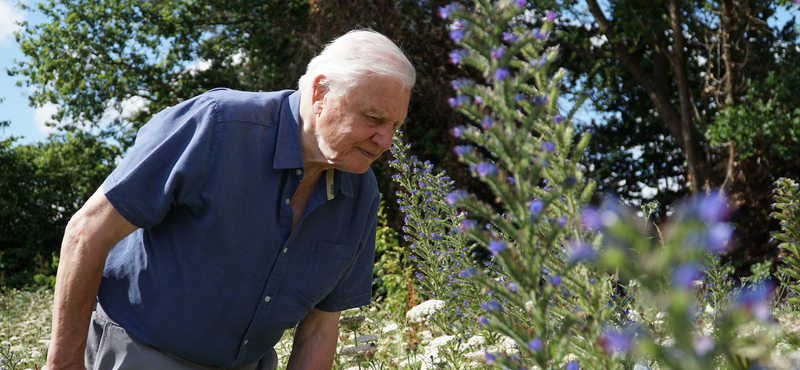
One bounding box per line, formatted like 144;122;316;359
99;89;378;368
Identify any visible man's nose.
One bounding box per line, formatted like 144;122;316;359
372;125;394;152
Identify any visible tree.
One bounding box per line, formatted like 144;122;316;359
0;131;120;287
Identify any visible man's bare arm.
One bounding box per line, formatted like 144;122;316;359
286;308;341;370
46;186;138;370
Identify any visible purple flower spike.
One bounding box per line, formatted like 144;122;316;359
488;240;506;255
706;222;734;252
449;49;465;64
459;267;477;278
449;28;465;42
527;338;543;352
542;141;555;153
494;68;510;81
481;116;493;130
445;189;468;205
514;0;526;8
475;162;497;177
530;200;544;215
453;145;473;156
567;241;596;263
672;262;704;290
599;326;636;356
566;362;579;370
546;10;556;21
736;281;776;322
491;47;506;59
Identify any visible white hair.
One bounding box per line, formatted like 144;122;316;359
298;29;416;98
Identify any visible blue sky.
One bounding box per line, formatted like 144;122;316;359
0;1;797;145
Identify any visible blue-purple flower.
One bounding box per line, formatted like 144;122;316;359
484;351;497;364
437;3;455;19
514;0;526;8
705;222;734;252
481;116;493;130
502;32;519;42
530;200;544;215
453;145;474;156
474;162;498;177
450;78;468;90
459;267;477;278
599;326;636;356
490;47;506;59
449;28;465;42
449;49;466;64
566;241;596;263
477;316;490;326
672;262;704;290
554;115;564;124
444;189;468;205
566;362;579;370
736;281;776;321
474;95;483;104
548;275;562;286
451;126;464;137
494;68;510;81
541;141;555;153
546;10;556;21
527;338;543;352
488;240;506;255
459;219;478;231
480;300;502;312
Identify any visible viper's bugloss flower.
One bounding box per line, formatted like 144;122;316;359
556;215;567;228
554;115;564;124
533;96;547;105
450;78;468;90
488;240;506;255
437;3;455;19
445;189;467;205
672;262;704;290
532;29;549;40
542;141;555;153
566;241;596;263
599;325;636;356
502;32;519;42
546;10;556;21
453;145;474;157
459;267;477;278
474;162;498;177
477;316;490;325
566;362;579;370
481;116;493;130
474;95;483;104
549;275;562;286
706;222;734;252
736;280;776;321
527;338;543;352
494;68;510;81
447;97;458;107
583;89;596;99
449;28;465;42
480;300;502;312
451;126;464;137
459;219;478;231
484;351;497;364
532;55;547;67
449;49;466;64
491;47;506;59
514;0;526;8
530;200;544;215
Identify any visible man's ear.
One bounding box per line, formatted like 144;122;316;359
312;75;328;114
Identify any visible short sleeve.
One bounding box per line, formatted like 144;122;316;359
103;94;219;228
314;191;379;312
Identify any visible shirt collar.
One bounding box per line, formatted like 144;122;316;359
273;90;353;198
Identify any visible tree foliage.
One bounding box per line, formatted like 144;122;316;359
0;130;120;287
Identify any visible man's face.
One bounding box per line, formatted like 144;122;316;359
311;74;410;174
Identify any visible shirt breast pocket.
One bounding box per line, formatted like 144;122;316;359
298;241;356;303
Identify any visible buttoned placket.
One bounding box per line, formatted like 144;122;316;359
234;167;319;365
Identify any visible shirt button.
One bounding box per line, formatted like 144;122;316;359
296;169;303;176
283;247;288;254
264;296;271;303
285;198;290;205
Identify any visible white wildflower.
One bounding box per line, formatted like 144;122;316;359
406;300;445;323
424;335;456;357
380;323;399;333
466;335;485;347
356;334;378;343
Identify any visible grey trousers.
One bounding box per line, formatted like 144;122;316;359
86;303;278;370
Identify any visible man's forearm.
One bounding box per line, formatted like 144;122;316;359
286;309;341;370
46;187;138;370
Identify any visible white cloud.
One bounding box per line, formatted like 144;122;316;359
0;0;26;46
33;103;58;135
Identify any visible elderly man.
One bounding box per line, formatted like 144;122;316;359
46;29;415;370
